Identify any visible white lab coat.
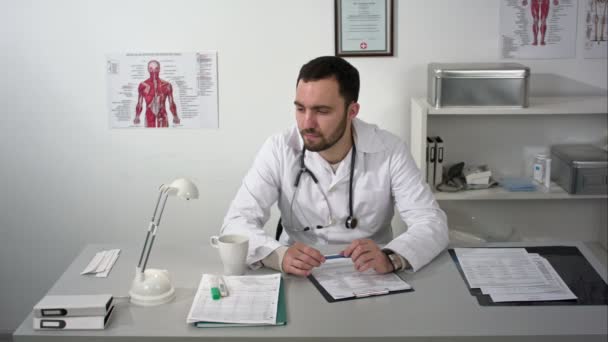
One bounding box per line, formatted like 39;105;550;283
221;118;448;272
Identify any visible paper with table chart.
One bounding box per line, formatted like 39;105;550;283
309;256;412;301
186;273;281;325
454;248;577;302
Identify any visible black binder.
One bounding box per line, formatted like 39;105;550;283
308;274;413;303
449;246;608;306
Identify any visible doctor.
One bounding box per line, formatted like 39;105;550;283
221;56;448;276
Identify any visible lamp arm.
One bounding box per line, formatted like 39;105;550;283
136;221;155;269
141;191;170;273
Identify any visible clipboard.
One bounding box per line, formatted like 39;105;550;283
449;246;608;306
307;255;413;303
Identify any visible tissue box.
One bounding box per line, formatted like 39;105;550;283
427;63;530;108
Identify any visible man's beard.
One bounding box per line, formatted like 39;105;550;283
300;111;348;152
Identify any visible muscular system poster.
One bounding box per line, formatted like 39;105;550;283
501;0;578;59
106;52;219;129
582;0;608;58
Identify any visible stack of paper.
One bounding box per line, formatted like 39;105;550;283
454;248;577;302
81;249;120;278
187;273;286;327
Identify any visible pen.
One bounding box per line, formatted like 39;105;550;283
325;254;347;260
218;276;229;297
210;276;221;300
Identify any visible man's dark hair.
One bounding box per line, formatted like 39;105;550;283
297;56;360;105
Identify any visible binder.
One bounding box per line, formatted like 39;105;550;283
195;279;287;327
449;246;608;306
33;294;113;317
433;136;444;186
308;273;412;303
308;256;413;303
426;136;436;184
33;305;114;330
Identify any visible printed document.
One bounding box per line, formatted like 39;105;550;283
483;254;577;302
454;248;547;288
310;257;411;300
455;248;577;302
187;273;280;325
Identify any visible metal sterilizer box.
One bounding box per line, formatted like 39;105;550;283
427;63;530;108
551;144;608;195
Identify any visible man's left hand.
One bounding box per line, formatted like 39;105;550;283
341;239;393;274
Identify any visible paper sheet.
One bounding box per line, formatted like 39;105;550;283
485;254;577;302
187;273;281;325
81;249;120;277
455;248;547;288
310;257;411;300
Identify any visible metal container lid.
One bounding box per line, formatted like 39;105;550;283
551;144;608;168
428;63;530;79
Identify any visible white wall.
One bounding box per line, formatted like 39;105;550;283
0;0;606;332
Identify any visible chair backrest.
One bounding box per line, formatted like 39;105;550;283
275;218;283;241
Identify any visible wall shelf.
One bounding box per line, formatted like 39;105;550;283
410;95;608;201
427;96;607;116
434;182;608;201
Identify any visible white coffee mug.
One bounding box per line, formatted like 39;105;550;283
209;234;249;275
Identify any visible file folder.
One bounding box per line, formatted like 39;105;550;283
449;246;608;306
426;136;436;184
195;279;287;327
33;305;114;330
33;294;113;318
308;273;412;303
434;136;444;186
308;256;413;303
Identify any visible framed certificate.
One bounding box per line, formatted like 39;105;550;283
335;0;394;57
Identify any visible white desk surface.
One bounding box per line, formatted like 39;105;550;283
13;241;608;342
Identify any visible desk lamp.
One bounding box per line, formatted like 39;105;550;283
129;178;199;306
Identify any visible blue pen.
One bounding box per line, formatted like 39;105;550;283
325;254;347;260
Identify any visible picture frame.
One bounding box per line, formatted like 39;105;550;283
335;0;394;57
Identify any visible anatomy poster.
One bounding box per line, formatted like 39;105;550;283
501;0;578;59
107;52;218;129
582;0;608;58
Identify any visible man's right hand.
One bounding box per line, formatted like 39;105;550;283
133;116;140;125
282;242;325;276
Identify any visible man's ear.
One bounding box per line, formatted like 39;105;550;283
348;102;360;119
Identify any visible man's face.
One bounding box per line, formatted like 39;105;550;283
294;78;353;152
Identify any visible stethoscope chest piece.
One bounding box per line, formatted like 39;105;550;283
345;216;358;229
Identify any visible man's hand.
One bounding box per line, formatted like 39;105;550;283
341;239;393;274
282;242;325;276
133;116;140;125
173;115;180;124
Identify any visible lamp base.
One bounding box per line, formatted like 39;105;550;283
129;268;176;306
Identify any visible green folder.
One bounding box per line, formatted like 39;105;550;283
194;279;286;328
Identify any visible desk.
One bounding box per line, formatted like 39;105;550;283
14;242;608;342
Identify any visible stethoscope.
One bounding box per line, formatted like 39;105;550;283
288;134;358;232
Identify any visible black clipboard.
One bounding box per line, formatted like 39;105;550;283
449;246;608;306
308;274;413;303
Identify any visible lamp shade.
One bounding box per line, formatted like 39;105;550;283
167;178;199;200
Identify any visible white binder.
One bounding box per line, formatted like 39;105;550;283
33;294;113;317
33;305;114;330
